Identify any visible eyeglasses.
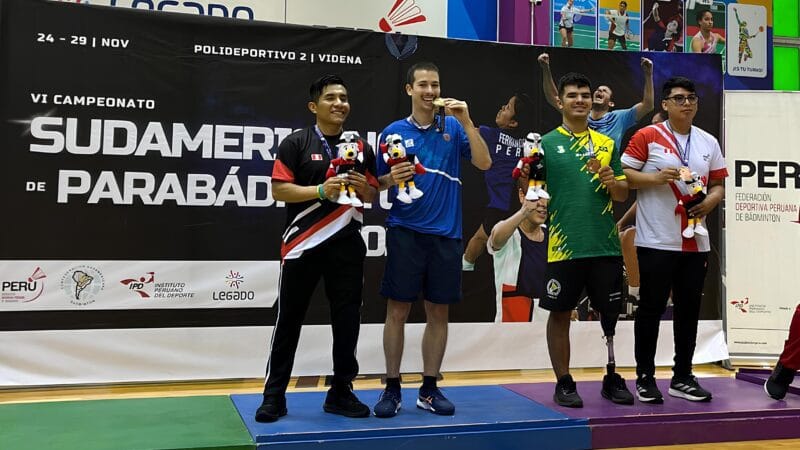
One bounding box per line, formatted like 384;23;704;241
666;95;699;105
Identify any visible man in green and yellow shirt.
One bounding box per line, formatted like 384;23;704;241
538;72;632;408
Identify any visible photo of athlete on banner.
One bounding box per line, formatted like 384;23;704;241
462;93;536;274
486;179;549;323
598;0;640;51
687;0;726;55
642;0;684;52
552;0;597;48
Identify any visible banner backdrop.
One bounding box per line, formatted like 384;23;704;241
724;91;800;357
0;0;728;383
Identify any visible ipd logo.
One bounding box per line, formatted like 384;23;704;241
120;272;155;298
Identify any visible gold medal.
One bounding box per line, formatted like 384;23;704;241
433;98;446;133
586;158;600;173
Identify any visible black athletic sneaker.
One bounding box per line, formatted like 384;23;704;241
323;385;370;418
254;398;287;423
765;362;797;400
601;372;634;405
417;386;455;416
668;375;712;402
373;388;402;418
635;375;664;404
554;374;583;408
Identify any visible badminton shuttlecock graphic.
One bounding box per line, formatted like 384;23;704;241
379;0;427;32
72;270;94;300
28;267;46;283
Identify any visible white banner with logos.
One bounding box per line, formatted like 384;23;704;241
0;261;279;310
285;0;447;37
52;0;283;21
53;0;448;37
724;91;800;356
0;321;727;386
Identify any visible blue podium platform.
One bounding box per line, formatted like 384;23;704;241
231;385;590;449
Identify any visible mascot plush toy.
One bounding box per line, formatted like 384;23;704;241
326;131;365;207
380;133;425;204
676;169;708;239
512;132;549;201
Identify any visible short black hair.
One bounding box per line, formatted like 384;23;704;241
619;1;627;6
695;8;711;24
509;92;535;138
406;62;440;85
661;76;695;100
557;72;592;98
309;74;346;103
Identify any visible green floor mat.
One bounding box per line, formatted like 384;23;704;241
0;395;254;450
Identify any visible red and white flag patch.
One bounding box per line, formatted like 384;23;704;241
311;154;323;161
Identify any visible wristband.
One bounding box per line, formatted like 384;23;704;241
317;184;326;200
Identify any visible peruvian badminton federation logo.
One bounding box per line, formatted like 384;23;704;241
379;0;427;32
730;297;749;314
61;265;105;306
0;267;46;303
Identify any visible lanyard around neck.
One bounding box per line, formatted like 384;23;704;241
313;125;337;160
561;123;595;156
665;122;691;166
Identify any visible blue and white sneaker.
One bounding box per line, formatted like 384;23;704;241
416;387;455;415
373;388;401;418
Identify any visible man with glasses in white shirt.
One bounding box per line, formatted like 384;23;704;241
622;77;728;404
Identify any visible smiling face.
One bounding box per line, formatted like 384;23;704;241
308;84;349;129
518;190;548;226
559;84;593;121
406;69;441;114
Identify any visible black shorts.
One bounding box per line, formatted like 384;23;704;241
609;34;627;46
482;207;511;234
539;256;623;315
559;25;574;32
380;226;462;304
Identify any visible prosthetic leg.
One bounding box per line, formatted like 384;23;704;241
600;301;634;405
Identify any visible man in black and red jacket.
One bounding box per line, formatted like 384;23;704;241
256;74;379;423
